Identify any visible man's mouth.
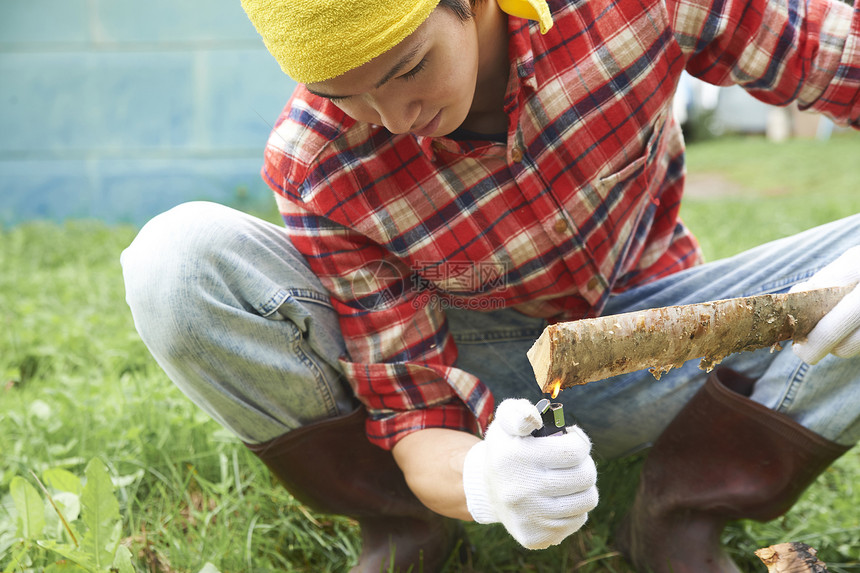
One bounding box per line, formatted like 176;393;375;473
412;110;442;137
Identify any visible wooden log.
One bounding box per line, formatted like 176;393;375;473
527;285;854;394
755;542;829;572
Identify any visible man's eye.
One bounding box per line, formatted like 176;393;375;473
401;58;428;81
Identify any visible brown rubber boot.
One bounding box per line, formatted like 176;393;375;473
615;367;850;573
245;406;464;573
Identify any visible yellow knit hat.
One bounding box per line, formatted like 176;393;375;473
241;0;554;84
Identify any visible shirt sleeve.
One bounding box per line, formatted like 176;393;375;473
273;194;495;449
672;0;860;125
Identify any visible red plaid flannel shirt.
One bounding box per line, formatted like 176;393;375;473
261;0;860;449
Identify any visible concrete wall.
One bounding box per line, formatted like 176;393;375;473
0;0;297;226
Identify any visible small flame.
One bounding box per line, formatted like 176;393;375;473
550;379;562;400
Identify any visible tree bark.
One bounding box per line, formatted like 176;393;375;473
528;285;853;394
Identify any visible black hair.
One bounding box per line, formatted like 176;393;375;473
439;0;477;21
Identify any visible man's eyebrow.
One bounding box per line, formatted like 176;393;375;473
374;41;425;88
306;40;427;100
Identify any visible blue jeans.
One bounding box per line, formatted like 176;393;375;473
121;202;860;458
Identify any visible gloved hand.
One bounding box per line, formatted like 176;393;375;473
790;246;860;365
462;399;598;550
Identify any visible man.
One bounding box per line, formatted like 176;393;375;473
121;0;860;571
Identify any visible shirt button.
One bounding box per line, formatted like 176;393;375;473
510;146;524;163
553;218;569;233
432;140;445;152
587;276;601;291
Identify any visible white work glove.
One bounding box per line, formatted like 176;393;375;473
790;246;860;365
462;399;598;550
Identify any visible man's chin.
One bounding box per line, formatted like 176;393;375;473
434;111;471;138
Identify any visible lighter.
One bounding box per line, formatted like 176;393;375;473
531;398;567;437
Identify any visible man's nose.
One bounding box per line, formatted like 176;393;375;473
375;98;420;135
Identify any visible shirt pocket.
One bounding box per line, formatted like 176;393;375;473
589;108;672;276
596;108;670;201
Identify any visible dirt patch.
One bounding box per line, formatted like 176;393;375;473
684;173;749;198
685;173;791;198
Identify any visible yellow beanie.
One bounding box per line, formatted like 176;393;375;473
241;0;554;84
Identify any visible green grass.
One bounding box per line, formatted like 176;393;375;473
2;132;860;572
681;131;860;260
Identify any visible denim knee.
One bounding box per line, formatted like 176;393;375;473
122;202;236;342
120;202;354;441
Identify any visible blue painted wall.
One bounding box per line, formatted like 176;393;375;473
0;0;297;226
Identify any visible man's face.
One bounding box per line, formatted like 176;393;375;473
305;7;480;137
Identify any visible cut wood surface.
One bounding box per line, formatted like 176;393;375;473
528;285;854;393
755;542;829;572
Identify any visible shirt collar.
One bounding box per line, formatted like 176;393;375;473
507;17;538;94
